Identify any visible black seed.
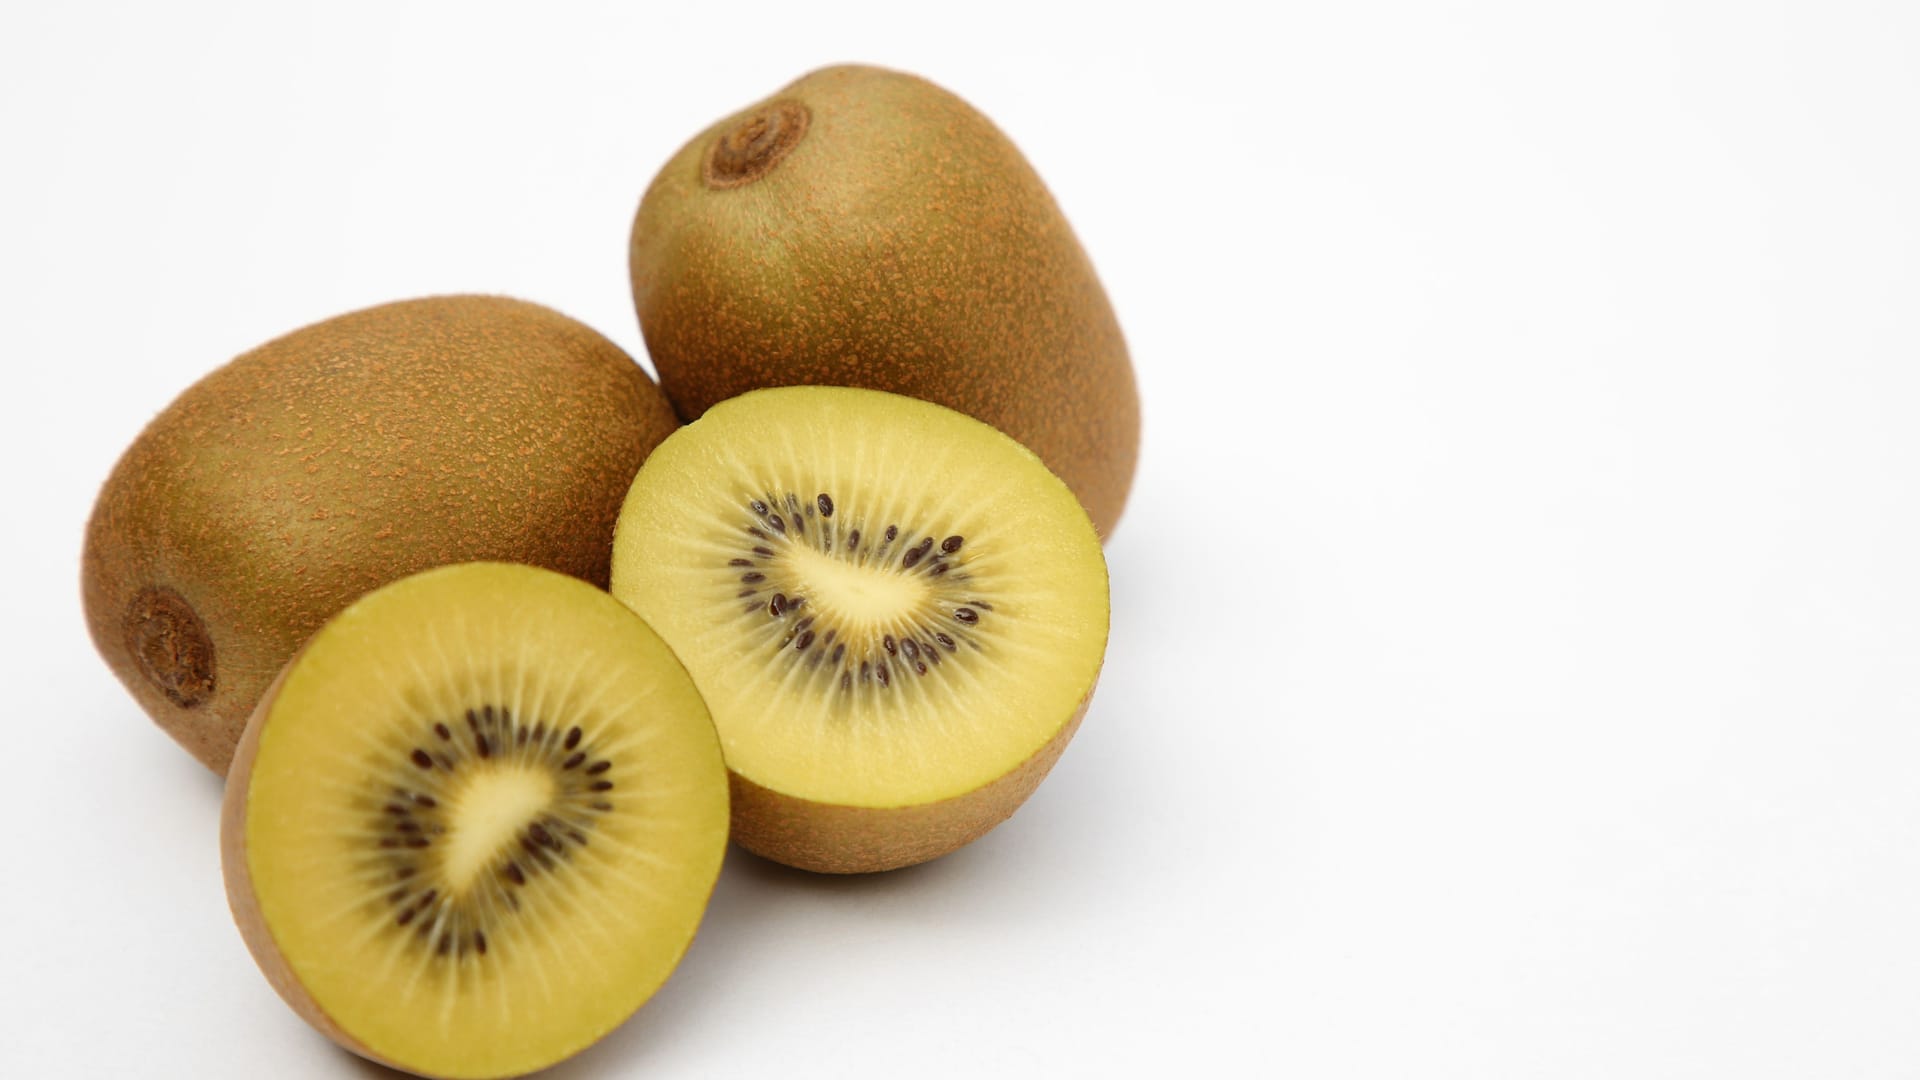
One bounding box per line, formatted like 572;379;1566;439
587;760;611;775
516;726;529;745
411;749;432;769
565;726;582;750
405;837;430;849
750;499;769;515
396;866;417;880
877;665;891;687
385;803;408;816
563;752;585;770
860;661;872;682
729;558;753;567
742;572;765;583
942;535;964;554
924;643;942;666
466;708;481;731
388;888;408;904
915;661;928;675
905;537;934;568
591;780;614;792
434;723;451;741
931;563;951;576
884;525;899;542
520;835;540;855
754;545;776;557
971;600;995;610
769;593;787;616
379;838;400;849
474;931;487;955
788;596;806;610
475;733;491;758
505;863;525;886
747;526;768;539
484;704;497;725
841;672;852;692
847;529;860;549
414;794;436;809
398;908;417;926
437;934;453;957
397;822;421;834
532;723;546;743
419;889;437;908
738;589;758;598
817;494;834;517
567;829;588;846
591;801;613;812
795;615;815;632
884;635;897;655
792;514;804;535
529;823;556;849
830;643;845;663
768;514;786;533
902;639;919;660
795;630;815;650
505;892;521;912
954;607;979;624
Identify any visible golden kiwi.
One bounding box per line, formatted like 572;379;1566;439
610;386;1109;873
223;562;728;1079
83;295;680;774
628;64;1140;537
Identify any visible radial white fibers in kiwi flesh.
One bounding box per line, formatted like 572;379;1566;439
609;386;1109;873
220;562;727;1080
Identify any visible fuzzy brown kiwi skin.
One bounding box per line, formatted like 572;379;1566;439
629;64;1141;538
730;684;1096;874
83;295;680;776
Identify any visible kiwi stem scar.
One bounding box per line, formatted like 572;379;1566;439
123;585;215;708
703;100;810;189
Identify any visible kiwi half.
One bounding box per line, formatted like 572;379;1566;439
222;562;727;1079
609;387;1108;873
83;295;679;775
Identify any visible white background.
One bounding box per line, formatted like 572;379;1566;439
5;2;1918;1076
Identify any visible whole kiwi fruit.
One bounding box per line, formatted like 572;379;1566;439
629;64;1140;538
83;295;680;775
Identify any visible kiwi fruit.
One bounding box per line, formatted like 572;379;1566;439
628;63;1140;538
222;562;728;1079
609;386;1108;873
83;295;680;775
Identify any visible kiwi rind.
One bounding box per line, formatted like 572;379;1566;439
83;295;680;775
729;700;1090;874
628;63;1141;537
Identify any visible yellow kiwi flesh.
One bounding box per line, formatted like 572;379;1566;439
610;387;1108;873
222;563;728;1079
629;64;1140;537
83;296;680;774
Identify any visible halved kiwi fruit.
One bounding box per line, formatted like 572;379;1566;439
610;386;1108;873
222;562;727;1079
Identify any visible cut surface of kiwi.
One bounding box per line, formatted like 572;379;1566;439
221;563;727;1079
610;386;1108;873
